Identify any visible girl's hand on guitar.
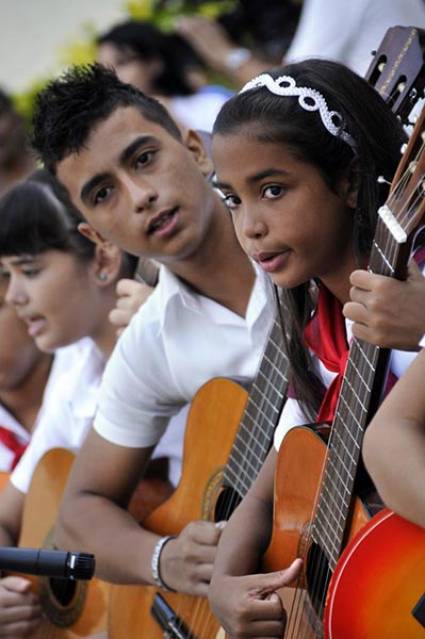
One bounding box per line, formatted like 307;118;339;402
343;261;425;351
208;559;302;638
109;279;154;336
0;576;42;637
160;520;225;596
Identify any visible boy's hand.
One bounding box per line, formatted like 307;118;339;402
209;559;303;638
343;261;425;350
160;521;226;596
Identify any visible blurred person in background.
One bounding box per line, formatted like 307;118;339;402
177;0;425;85
97;19;232;131
0;90;35;196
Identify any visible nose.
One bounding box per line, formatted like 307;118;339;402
240;205;268;240
5;276;28;308
124;175;158;213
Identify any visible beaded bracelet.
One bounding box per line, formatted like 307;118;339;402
151;535;176;592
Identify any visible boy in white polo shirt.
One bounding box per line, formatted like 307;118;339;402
32;64;274;596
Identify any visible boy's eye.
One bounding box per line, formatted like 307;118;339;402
223;194;241;210
263;184;284;199
134;150;155;168
94;186;113;206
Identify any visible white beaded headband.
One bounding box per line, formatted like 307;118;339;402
240;73;356;151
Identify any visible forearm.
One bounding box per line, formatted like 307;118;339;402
364;417;425;528
214;493;272;578
0;525;16;547
56;491;160;584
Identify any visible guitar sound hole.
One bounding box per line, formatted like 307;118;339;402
306;542;332;618
214;487;242;521
48;577;77;607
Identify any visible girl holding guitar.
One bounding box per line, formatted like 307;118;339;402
0;168;137;637
208;58;425;637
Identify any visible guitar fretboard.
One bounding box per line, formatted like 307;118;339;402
312;216;411;571
224;313;289;498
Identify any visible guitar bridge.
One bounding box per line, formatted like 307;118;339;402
151;592;198;639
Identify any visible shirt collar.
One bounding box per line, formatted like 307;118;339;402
156;261;272;330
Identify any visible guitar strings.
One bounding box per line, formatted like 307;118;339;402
176;300;290;637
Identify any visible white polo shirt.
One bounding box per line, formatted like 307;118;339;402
0;344;82;472
274;319;420;451
94;263;274;448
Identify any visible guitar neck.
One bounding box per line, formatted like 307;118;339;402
312;212;417;570
223;313;289;499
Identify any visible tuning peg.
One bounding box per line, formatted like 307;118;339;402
377;175;391;185
400;143;408;154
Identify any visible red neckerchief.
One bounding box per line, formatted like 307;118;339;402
0;426;27;470
304;285;349;424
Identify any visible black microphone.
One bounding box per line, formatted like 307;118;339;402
0;547;95;580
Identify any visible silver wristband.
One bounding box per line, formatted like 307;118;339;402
151;535;175;591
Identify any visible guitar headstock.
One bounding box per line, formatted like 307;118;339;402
386;106;425;238
366;26;425;125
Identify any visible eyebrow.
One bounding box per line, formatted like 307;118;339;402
3;255;38;267
80;135;157;204
214;168;290;190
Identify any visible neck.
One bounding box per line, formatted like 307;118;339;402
89;290;119;358
319;251;359;304
0;353;53;433
167;196;256;317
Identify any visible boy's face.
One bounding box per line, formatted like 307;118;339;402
57;106;215;262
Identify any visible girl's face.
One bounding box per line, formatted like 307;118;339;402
212;130;356;297
1;250;99;352
97;42;161;94
0;274;45;390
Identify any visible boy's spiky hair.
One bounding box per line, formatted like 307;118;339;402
31;63;182;172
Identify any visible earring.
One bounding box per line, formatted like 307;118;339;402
98;272;108;282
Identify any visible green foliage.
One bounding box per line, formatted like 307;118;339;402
126;0;237;30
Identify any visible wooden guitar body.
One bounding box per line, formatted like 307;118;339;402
108;377;248;639
263;427;369;639
324;508;425;639
18;448;110;638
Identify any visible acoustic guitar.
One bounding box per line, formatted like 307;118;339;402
108;310;290;639
262;97;425;639
16;448;110;638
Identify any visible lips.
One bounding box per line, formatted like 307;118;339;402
147;207;179;235
20;315;47;338
252;249;291;274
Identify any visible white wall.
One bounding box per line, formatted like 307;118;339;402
0;0;126;93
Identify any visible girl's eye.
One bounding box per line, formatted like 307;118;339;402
94;186;113;206
263;184;284;199
22;267;41;278
134;150;155;168
223;194;241;210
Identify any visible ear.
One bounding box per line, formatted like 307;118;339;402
339;162;360;209
91;242;123;287
78;222;107;246
183;129;214;178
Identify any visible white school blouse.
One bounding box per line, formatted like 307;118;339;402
11;338;104;493
0;344;83;472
